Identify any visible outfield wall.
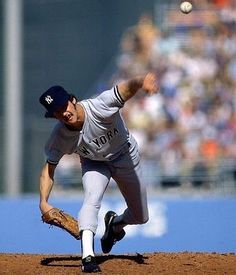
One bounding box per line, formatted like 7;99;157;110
0;196;235;254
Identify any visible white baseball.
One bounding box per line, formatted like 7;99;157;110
180;1;193;14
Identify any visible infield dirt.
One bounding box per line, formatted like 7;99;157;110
0;252;236;274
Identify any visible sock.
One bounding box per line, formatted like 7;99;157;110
81;230;95;259
112;215;127;233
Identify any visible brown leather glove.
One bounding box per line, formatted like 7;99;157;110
42;208;80;240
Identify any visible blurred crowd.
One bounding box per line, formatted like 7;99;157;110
56;0;236;190
108;0;236;189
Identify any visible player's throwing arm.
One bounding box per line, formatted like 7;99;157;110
118;72;159;101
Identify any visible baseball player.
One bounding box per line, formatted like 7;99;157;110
39;73;158;273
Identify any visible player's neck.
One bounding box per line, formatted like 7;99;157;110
76;102;85;128
64;121;83;131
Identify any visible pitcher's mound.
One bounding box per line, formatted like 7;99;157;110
1;252;236;274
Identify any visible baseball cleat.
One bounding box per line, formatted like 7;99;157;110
81;255;101;273
101;211;126;254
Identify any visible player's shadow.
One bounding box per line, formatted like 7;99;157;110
41;253;148;267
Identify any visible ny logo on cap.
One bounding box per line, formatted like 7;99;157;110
45;95;53;104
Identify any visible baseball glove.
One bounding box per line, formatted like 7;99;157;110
42;208;80;240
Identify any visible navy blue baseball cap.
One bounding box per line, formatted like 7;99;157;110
39;85;70;118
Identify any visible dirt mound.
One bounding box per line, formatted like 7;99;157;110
0;252;236;274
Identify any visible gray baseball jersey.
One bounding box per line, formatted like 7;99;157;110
44;85;148;234
45;86;134;164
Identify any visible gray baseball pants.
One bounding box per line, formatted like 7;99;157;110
78;144;149;234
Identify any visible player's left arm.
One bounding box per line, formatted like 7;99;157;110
117;72;159;102
39;162;57;214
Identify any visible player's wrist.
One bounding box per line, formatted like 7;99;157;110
39;201;53;214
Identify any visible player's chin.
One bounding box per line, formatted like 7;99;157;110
66;120;76;126
64;117;76;125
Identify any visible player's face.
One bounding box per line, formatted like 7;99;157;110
53;100;78;125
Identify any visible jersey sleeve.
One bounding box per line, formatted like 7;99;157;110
87;86;125;120
97;85;125;108
97;85;125;109
45;146;64;165
44;124;65;165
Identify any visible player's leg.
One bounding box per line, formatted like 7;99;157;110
112;159;148;227
79;159;111;233
112;143;149;226
79;158;111;272
101;144;148;253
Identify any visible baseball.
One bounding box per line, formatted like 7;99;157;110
180;1;193;14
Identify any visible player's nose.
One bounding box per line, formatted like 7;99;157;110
63;112;72;120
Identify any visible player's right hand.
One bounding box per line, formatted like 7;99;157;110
142;72;159;95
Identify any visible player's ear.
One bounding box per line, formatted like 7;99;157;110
72;97;77;104
69;94;77;105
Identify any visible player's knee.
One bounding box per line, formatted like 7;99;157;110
125;208;149;224
143;215;149;224
136;213;149;225
140;215;149;224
